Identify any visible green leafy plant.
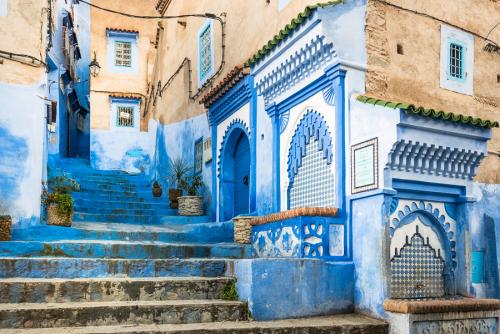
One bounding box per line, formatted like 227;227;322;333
167;158;190;189
221;280;238;301
41;176;80;217
48;176;80;194
179;172;204;196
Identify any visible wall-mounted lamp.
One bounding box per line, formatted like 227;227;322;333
89;51;101;77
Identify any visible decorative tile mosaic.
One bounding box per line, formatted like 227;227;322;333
391;226;445;299
414;318;497;334
251;216;342;259
289;139;335;209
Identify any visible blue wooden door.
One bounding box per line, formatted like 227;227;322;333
233;134;250;216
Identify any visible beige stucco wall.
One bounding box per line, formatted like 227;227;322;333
89;0;158;131
147;0;328;126
0;0;47;85
365;0;500;183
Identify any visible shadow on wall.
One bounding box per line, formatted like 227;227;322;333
0;126;29;215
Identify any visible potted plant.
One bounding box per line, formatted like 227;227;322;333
152;180;162;197
42;176;80;227
178;172;204;216
167;158;190;209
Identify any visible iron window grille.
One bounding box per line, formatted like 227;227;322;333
199;24;213;83
117;106;134;127
449;42;464;80
115;41;132;67
194;138;203;174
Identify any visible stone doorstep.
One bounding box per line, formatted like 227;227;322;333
0;314;388;334
0;277;234;303
0;299;248;329
384;298;500;314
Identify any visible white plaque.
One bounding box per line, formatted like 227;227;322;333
351;138;378;194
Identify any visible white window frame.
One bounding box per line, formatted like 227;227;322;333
198;20;214;86
279;0;292;11
0;0;7;17
114;40;133;68
107;30;138;74
440;25;474;95
109;97;140;131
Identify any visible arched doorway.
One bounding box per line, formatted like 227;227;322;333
220;127;250;221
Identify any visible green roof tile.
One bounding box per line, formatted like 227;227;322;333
356;95;499;129
244;0;343;68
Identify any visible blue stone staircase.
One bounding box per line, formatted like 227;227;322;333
0;159;388;333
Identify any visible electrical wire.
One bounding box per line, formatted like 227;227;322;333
77;0;227;107
0;50;46;67
374;0;499;46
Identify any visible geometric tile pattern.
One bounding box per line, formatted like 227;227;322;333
391;226;445;299
251;217;341;259
414;318;497;334
289;139;335;209
389;199;457;269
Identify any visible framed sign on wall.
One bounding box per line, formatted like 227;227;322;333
351;137;378;194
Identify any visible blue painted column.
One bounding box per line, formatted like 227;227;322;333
325;63;348;259
325;63;346;214
210;124;217;221
266;103;280;212
249;76;257;214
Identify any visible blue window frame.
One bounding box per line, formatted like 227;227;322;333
198;20;214;85
194;137;203;174
447;40;465;82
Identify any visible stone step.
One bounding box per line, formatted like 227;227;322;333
73;206;176;216
0;257;231;278
73;199;172;211
0;299;248;329
78;183;141;191
12;222;233;243
0;314;389;333
0;277;233;303
73;212;159;224
73;213;210;225
0;240;247;259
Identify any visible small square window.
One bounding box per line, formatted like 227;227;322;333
194;138;203;174
117;106;134;127
115;41;132;67
449;42;464;80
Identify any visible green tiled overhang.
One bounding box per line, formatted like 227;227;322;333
356;95;499;129
244;0;343;68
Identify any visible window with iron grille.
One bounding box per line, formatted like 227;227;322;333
198;22;213;84
449;43;464;80
115;41;132;67
194;138;203;174
117;106;134;127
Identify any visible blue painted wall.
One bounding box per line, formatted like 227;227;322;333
469;183;500;298
151;115;212;216
235;258;354;320
0;82;46;228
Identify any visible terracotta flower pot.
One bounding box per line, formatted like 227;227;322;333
152;184;163;197
178;196;204;216
0;215;12;241
46;204;73;227
168;188;182;209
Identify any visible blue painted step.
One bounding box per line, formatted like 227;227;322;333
0;257;232;278
0;241;248;259
73;199;172;210
73;213;210;225
73;207;176;216
13;222;234;243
